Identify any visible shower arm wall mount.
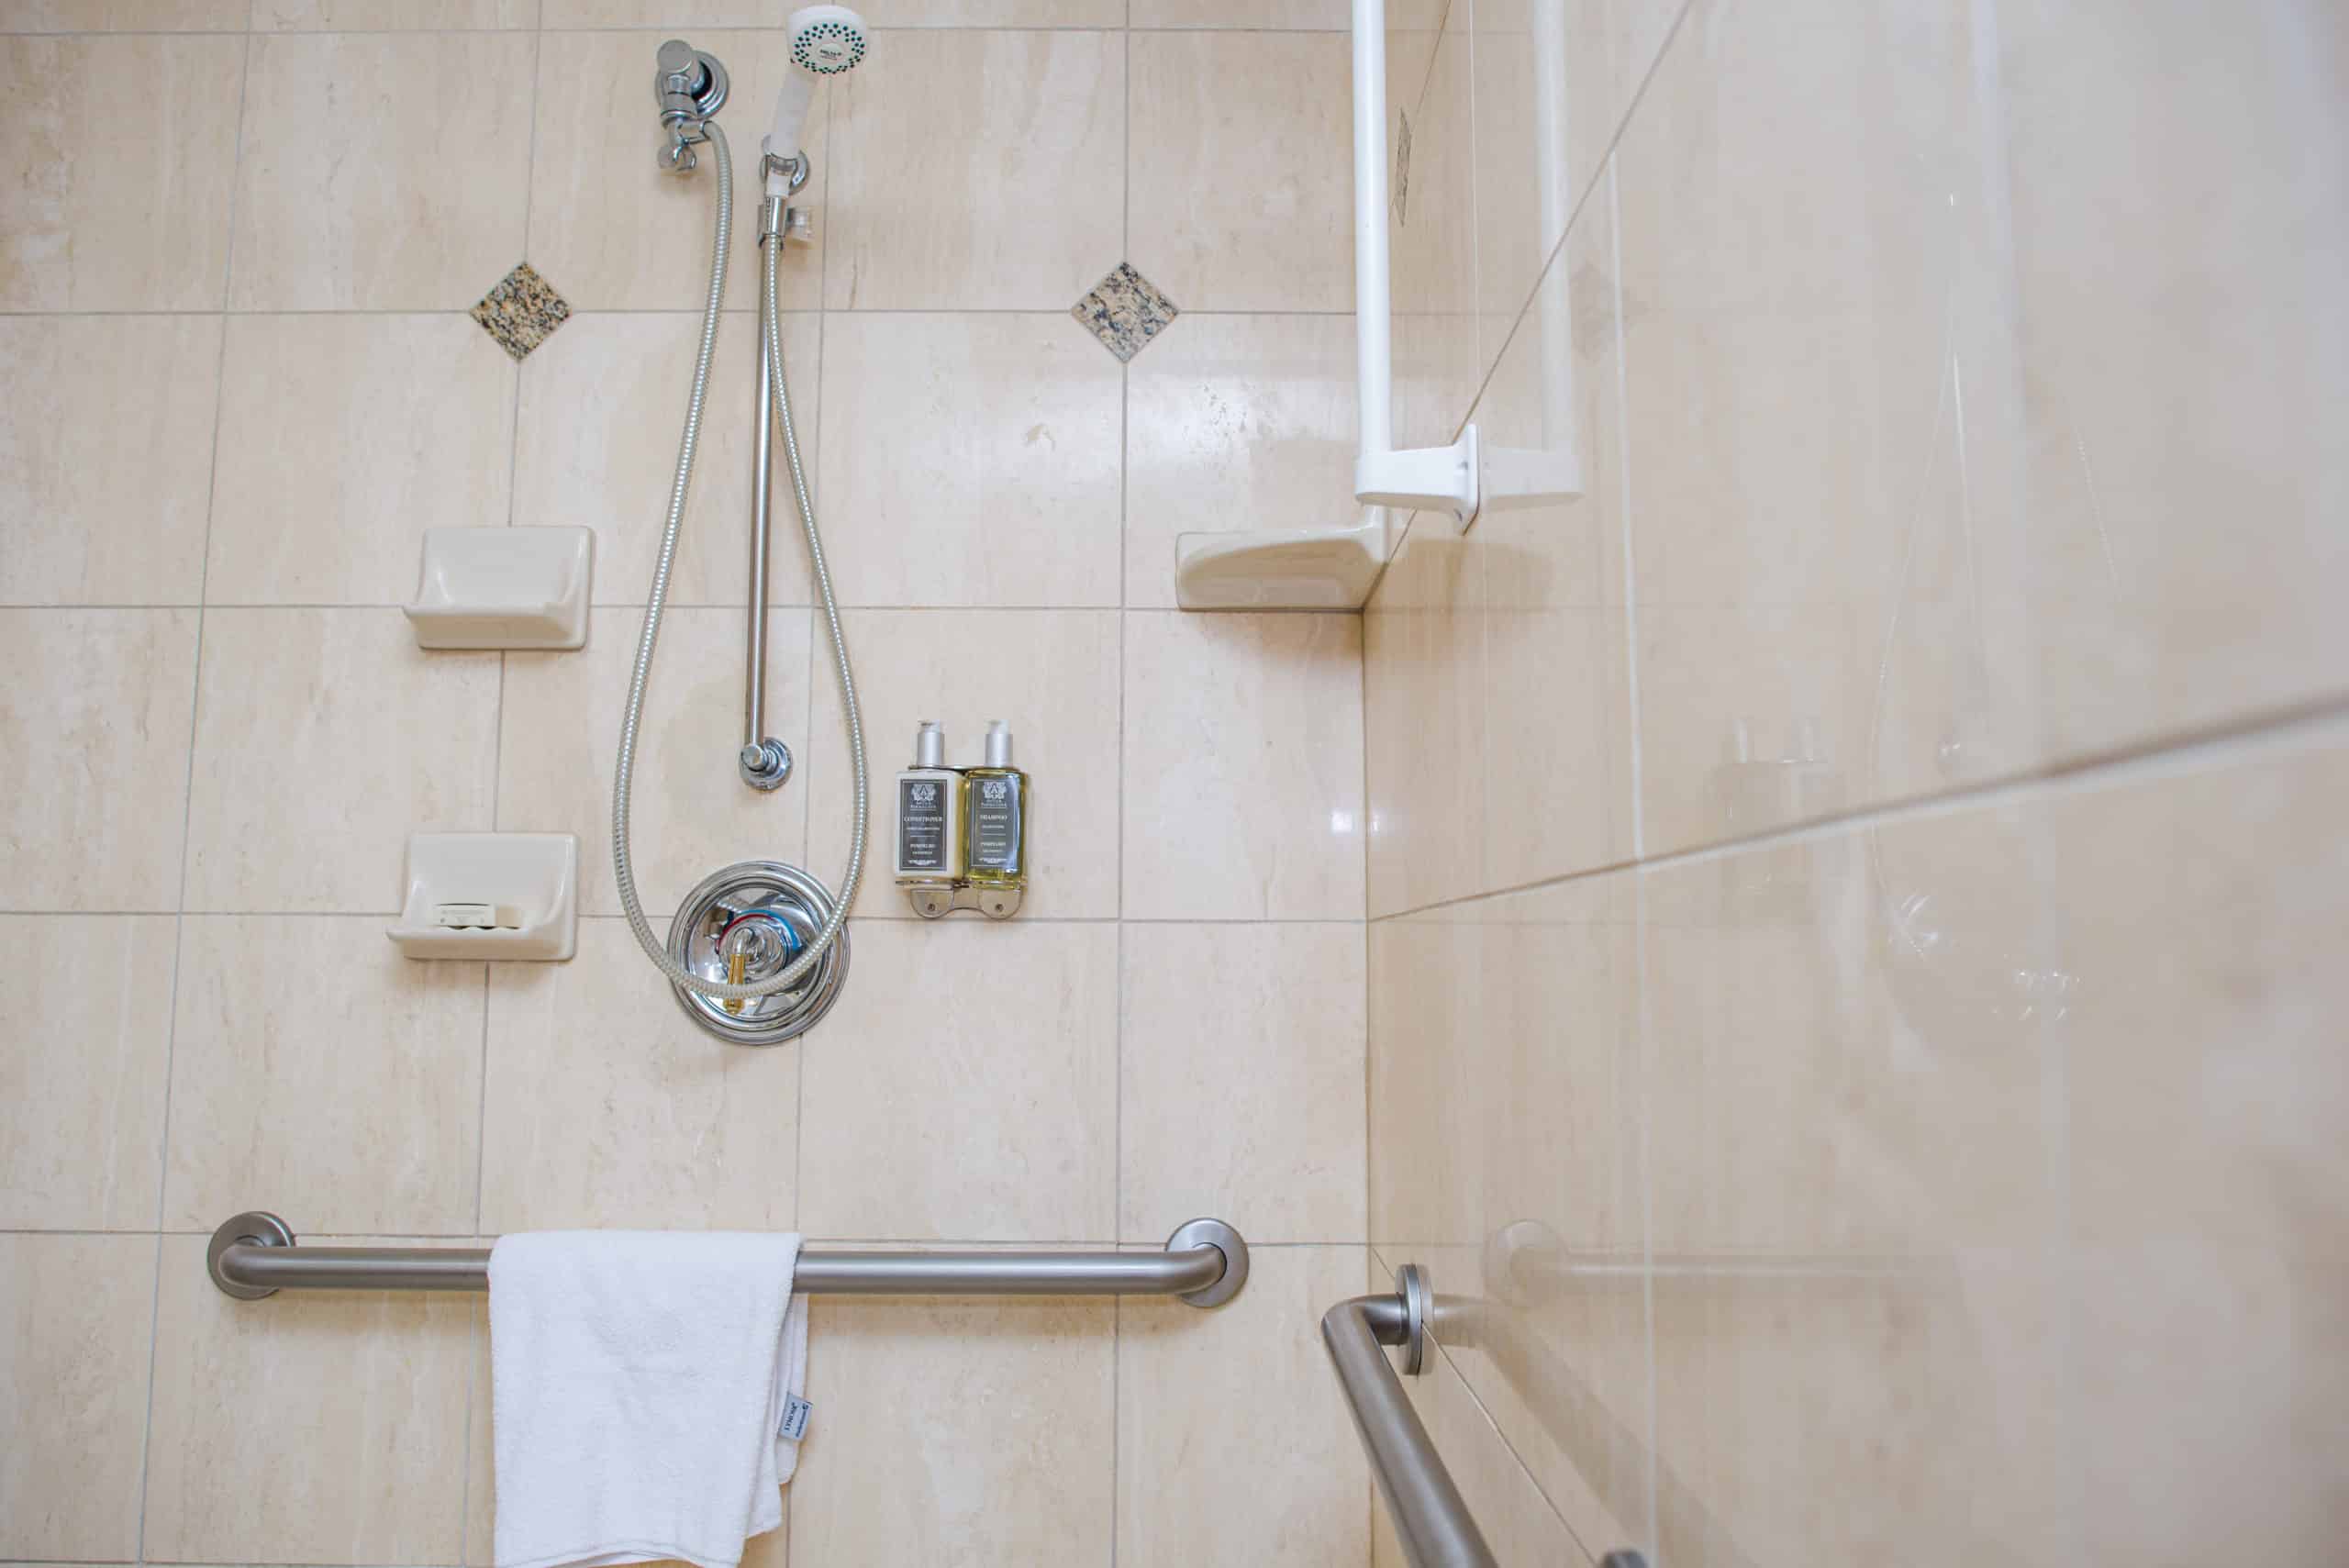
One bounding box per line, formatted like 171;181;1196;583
655;39;729;171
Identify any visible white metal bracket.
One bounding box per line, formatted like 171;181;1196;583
1355;423;1481;533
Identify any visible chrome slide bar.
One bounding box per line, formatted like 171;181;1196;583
742;265;780;778
207;1213;1249;1309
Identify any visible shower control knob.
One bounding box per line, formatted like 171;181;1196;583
656;39;701;85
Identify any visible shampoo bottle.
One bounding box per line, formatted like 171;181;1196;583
963;719;1028;917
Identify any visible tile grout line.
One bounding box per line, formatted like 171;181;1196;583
0;306;1364;319
1429;1329;1596;1559
1631;872;1660;1561
786;67;841;1568
7;909;1376;924
1356;561;1374;1274
0;600;1364;617
1437;0;1694;458
461;17;545;1557
1607;139;1660;1558
13;600;1352;611
461;959;492;1565
1366;688;2349;929
132;26;255;1565
0;22;1362;36
1110;28;1131;1558
1606;157;1642;868
471;11;543;1242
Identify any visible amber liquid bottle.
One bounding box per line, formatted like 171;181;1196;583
962;720;1028;918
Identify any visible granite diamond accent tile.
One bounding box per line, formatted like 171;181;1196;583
471;262;571;361
1073;262;1178;362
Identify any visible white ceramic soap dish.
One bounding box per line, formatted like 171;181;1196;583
386;833;578;961
403;527;592;650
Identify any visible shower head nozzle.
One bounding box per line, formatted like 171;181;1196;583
765;5;869;180
790;5;869;75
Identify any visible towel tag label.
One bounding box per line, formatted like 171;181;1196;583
778;1395;813;1443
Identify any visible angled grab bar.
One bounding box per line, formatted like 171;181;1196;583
1330;1264;1655;1568
206;1212;1249;1309
1323;1265;1500;1568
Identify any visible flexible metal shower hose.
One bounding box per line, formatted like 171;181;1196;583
612;121;869;1000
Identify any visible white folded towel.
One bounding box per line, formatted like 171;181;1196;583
488;1230;810;1568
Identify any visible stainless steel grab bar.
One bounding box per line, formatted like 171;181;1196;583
1327;1263;1655;1568
207;1212;1249;1308
1323;1265;1500;1568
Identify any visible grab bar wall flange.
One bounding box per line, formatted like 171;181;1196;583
206;1212;1248;1308
206;1210;297;1300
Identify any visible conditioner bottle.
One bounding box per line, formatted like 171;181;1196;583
894;720;964;908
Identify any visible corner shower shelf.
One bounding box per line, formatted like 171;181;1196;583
403;527;593;650
1175;517;1396;610
386;833;578;961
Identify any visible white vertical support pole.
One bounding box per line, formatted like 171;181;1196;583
1350;0;1480;528
1353;0;1396;466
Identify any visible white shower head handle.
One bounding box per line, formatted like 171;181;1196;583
763;5;869;192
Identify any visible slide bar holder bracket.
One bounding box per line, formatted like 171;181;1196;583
208;1213;1249;1310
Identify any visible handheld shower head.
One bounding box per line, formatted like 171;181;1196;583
790;5;869;75
764;5;869;183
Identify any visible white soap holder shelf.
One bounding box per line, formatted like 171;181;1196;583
386;833;578;961
403;527;592;650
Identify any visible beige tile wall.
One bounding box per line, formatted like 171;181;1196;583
1364;0;2349;1560
0;5;1371;1565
